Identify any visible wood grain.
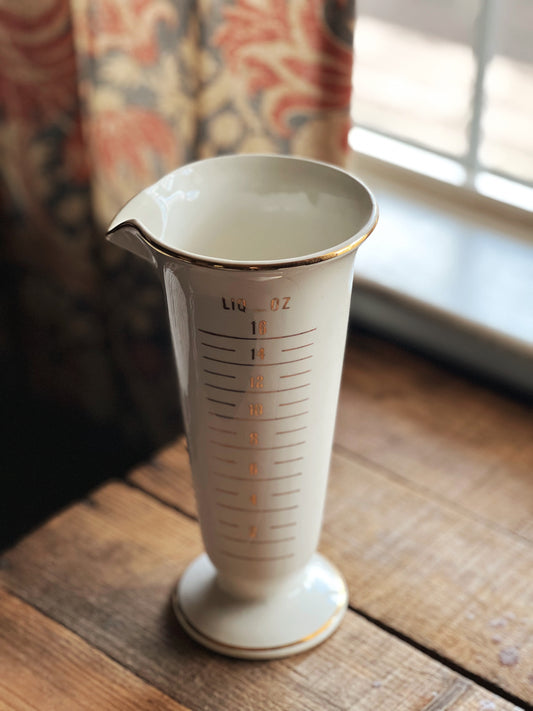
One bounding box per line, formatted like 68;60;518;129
336;333;533;540
131;441;197;518
128;435;533;703
131;334;533;543
0;587;187;711
0;483;521;711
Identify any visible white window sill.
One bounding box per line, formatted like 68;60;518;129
347;133;533;397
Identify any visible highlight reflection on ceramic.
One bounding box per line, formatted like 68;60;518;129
107;154;377;659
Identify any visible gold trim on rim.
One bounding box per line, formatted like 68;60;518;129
106;207;379;272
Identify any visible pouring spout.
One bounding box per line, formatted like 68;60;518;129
106;223;157;265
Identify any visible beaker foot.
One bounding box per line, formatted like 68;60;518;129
172;552;348;660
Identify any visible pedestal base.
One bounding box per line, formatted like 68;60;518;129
173;553;348;660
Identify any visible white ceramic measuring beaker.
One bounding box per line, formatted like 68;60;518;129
107;154;378;659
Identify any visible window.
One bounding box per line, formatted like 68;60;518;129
348;0;533;396
350;0;533;210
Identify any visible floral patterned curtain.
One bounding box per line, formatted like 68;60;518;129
1;0;355;454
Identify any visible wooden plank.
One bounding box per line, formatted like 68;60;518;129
131;335;533;541
0;587;186;711
0;483;521;711
335;333;533;540
128;438;533;703
131;441;197;518
321;451;533;703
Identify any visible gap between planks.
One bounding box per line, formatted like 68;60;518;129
125;456;530;709
347;601;528;710
0;586;189;711
0;482;524;711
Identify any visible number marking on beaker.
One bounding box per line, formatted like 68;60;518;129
251;347;265;360
251;320;267;336
248;402;263;416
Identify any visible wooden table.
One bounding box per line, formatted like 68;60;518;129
1;333;532;710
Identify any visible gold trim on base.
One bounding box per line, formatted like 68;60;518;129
172;587;346;656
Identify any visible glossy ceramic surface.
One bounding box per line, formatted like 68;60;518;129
107;154;377;658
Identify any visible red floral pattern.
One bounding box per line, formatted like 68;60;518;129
88;108;179;204
1;0;355;461
214;0;353;137
74;0;178;63
0;0;77;123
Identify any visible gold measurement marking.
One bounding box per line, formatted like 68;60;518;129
215;488;239;496
216;503;299;513
203;355;312;367
209;411;309;422
210;440;306;451
272;489;301;497
198;328;316;341
221;535;296;544
213;472;302;482
276;427;307;435
206;397;236;407
208;425;237;435
280;370;312;379
218;519;239;528
213;456;236;464
204;369;236;379
219;551;295;562
275;457;304;465
271;522;297;530
201;342;236;352
282;342;314;352
205;383;310;394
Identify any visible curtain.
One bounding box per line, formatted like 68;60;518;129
1;0;355;455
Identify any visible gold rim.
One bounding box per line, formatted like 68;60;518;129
107;206;379;272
